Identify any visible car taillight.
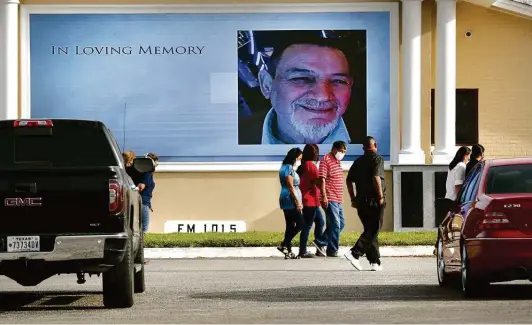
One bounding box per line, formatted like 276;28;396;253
14;120;53;127
476;212;514;230
109;179;124;214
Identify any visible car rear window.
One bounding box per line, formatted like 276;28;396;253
0;120;119;168
486;164;532;194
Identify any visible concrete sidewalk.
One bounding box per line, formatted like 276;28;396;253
144;245;434;259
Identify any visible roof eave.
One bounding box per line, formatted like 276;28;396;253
493;0;532;19
464;0;532;19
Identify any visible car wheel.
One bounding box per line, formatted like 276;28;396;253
102;233;135;308
461;244;487;297
134;230;146;293
436;234;447;287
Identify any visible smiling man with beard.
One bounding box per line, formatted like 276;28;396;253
257;37;354;144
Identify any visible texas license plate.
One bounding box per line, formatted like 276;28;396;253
7;236;40;252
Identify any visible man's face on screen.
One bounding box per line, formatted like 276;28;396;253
263;44;353;143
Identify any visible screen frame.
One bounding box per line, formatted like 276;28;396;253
20;2;399;172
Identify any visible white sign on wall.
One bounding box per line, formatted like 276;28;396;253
164;220;247;233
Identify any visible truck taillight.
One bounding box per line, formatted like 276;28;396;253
14;120;53;127
476;212;514;230
109;179;124;214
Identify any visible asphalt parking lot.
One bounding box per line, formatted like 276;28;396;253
0;257;531;323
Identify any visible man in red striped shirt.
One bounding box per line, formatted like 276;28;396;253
318;141;347;257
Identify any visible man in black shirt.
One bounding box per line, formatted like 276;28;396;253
343;136;386;271
466;144;484;176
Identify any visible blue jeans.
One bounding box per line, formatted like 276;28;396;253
300;206;327;254
142;204;150;233
323;201;345;254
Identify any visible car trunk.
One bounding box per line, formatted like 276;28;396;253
486;163;532;236
487;194;532;236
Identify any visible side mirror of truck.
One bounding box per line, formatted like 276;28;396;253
132;157;156;174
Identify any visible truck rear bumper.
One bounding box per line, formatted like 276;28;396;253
0;233;128;262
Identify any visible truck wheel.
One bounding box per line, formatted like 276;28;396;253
102;234;134;308
134;230;146;293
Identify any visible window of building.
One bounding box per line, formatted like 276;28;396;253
430;89;479;146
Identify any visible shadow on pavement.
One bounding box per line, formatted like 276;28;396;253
0;291;105;311
191;284;532;302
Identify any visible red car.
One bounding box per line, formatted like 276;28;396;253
436;157;532;296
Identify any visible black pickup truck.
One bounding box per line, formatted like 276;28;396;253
0;119;154;308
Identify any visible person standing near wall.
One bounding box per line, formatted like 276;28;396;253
139;152;159;233
319;141;347;257
432;146;471;255
445;146;471;201
297;144;327;258
344;136;386;271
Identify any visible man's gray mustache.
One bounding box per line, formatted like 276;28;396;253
295;100;338;110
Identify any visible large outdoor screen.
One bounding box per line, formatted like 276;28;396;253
28;11;392;162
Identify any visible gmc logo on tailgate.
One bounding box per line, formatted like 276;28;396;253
4;197;42;207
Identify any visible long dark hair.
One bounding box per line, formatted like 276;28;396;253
282;147;303;166
297;144;319;175
471;144;485;160
449;146;471;170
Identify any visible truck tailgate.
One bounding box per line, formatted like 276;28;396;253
0;168;117;234
0;119;124;238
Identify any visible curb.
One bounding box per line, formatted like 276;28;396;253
144;245;434;259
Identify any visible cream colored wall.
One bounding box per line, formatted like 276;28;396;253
421;1;434;163
429;1;532;158
149;171;394;233
457;3;532;158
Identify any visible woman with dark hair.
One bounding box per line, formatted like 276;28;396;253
466;144;485;176
277;147;304;259
445;146;471;201
434;146;472;256
297;144;327;258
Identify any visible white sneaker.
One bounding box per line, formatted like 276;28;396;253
343;250;354;261
343;250;362;270
370;263;382;271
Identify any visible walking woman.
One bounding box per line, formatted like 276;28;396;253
445;146;471;201
297;144;327;258
277;147;304;259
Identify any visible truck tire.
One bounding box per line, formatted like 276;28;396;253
102;233;134;308
134;230;146;293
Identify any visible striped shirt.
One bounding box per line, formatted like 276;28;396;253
319;152;344;203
